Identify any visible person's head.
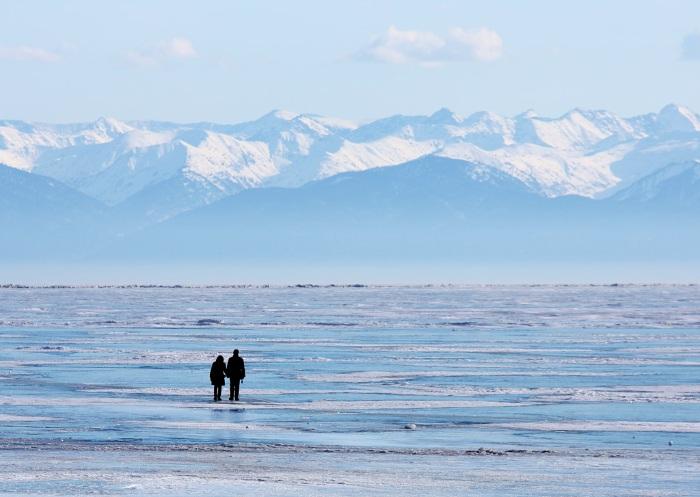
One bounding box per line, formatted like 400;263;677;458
233;349;239;356
216;355;224;363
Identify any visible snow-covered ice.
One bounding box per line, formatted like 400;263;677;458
0;285;699;495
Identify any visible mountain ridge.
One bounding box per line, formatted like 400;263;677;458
2;104;698;222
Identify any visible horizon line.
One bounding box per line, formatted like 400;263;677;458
1;282;697;289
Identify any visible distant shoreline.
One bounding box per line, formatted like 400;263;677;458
1;283;697;290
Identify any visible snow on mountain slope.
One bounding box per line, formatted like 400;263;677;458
33;133;189;205
31;128;278;206
31;110;355;208
221;110;356;159
438;141;634;197
183;131;276;186
0;117;133;170
604;135;700;196
455;111;516;148
272;105;670;193
317;136;440;179
524;110;611;149
229;110;356;136
576;109;644;139
511;108;648;152
1;105;699;219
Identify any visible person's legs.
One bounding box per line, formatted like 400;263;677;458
229;381;234;401
213;385;218;401
234;379;240;401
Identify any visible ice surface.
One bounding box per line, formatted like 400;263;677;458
0;286;699;495
1;285;699;329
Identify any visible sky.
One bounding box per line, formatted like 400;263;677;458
2;0;700;123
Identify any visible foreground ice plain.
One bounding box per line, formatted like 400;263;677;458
1;285;699;496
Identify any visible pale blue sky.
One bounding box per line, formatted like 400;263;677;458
2;0;700;123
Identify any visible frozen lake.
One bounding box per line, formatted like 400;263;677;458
1;286;699;496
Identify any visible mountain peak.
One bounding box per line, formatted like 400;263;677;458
660;103;692;114
657;103;700;133
515;109;538;120
464;110;508;125
260;109;300;121
94;116;132;134
300;114;357;131
429;107;462;124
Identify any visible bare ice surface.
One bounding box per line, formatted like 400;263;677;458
0;286;699;495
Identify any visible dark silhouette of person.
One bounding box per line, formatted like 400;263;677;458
210;355;226;401
226;349;245;401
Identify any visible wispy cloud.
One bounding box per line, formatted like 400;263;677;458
681;32;700;60
0;45;61;62
355;26;503;66
127;37;197;66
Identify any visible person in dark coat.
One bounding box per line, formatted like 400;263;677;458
210;355;226;401
226;349;245;401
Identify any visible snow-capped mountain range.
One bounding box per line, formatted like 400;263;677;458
2;104;699;221
2;104;700;277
